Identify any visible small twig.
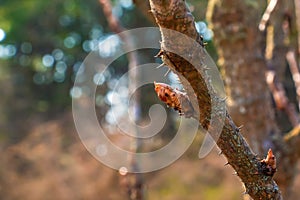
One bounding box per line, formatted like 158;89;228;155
294;0;300;55
265;70;300;126
286;50;300;111
266;70;288;110
259;0;278;31
284;124;300;156
99;0;124;33
284;124;300;141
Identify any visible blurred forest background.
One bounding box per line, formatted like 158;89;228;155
1;0;300;199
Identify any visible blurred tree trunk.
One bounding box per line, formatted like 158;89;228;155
207;0;296;197
269;0;298;131
207;0;276;155
98;0;145;199
149;0;283;199
296;0;300;58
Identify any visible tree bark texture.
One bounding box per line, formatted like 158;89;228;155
207;0;297;197
149;0;282;199
207;0;277;155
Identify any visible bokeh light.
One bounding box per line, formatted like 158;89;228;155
0;44;17;58
53;71;65;83
0;28;5;42
70;86;82;98
42;54;55;67
98;35;121;57
52;49;64;61
120;0;134;9
55;61;67;73
195;21;213;41
21;42;32;54
93;73;106;85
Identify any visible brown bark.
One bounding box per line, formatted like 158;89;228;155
295;0;300;56
287;50;300;110
133;0;155;24
207;0;277;156
285;124;300;157
266;69;299;126
268;0;298;131
267;1;300;197
207;0;298;197
149;0;282;199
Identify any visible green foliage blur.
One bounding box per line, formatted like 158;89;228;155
0;2;249;199
0;0;149;142
0;0;211;143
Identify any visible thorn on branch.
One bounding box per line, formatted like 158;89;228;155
220;96;227;102
199;35;207;47
236;125;243;132
243;189;249;195
154;49;164;58
203;65;210;70
164;68;171;76
156;63;165;69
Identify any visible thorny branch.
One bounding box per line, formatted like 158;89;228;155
149;0;282;199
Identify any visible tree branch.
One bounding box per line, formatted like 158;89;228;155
99;1;144;199
259;0;278;31
133;0;155;24
149;0;282;199
266;69;300;126
286;50;300;111
284;124;300;157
